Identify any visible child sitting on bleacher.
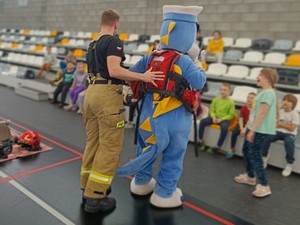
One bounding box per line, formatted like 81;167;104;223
65;49;77;65
50;62;74;108
38;46;57;78
64;62;87;111
227;92;256;158
198;83;235;153
261;94;299;177
206;30;224;63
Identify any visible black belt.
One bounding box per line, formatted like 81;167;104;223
89;79;122;85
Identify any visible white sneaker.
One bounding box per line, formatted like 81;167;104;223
252;184;271;198
262;155;269;169
63;104;73;111
282;164;293;177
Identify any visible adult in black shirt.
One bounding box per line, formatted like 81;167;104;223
80;9;163;213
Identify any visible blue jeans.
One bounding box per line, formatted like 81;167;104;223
198;117;230;147
230;125;241;149
242;131;269;186
261;131;296;164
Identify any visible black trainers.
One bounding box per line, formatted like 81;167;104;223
84;197;116;213
212;146;221;154
82;187;112;206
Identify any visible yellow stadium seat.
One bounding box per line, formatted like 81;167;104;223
11;43;18;48
284;54;300;67
60;38;69;45
119;33;129;41
209;113;238;132
74;49;84;58
50;30;57;36
91;32;99;40
34;45;44;52
23;29;30;35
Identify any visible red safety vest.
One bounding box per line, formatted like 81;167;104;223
131;50;196;112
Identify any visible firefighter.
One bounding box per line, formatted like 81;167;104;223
80;9;164;213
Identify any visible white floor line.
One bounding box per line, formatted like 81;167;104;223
0;170;75;225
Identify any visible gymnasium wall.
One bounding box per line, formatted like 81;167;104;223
0;0;300;40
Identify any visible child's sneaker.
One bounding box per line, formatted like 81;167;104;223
234;173;256;185
198;143;206;152
77;108;83;114
64;104;73;111
226;149;235;158
206;147;214;154
282;164;293;177
252;184;271;198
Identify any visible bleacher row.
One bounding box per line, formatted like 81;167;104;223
1;28;300;174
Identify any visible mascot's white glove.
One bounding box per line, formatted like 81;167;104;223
200;49;207;62
187;43;200;61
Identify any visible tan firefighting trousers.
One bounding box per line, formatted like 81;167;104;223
80;78;125;199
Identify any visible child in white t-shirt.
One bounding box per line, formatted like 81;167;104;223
261;94;299;177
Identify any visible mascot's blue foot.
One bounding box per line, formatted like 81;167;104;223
130;177;156;196
150;188;183;208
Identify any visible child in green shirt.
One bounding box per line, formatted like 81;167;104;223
198;83;235;153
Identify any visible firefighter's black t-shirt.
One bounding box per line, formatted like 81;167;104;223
87;34;125;83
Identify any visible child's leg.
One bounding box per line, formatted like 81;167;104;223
261;133;278;158
72;86;85;105
69;88;76;105
52;82;64;102
230;126;241;149
250;133;269;185
60;84;71;105
282;132;296;164
217;120;229;147
198;117;213;142
78;91;86;108
39;64;46;76
45;63;52;73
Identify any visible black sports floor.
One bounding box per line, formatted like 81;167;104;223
0;86;299;225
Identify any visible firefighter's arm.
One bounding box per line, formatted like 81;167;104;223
107;55;164;87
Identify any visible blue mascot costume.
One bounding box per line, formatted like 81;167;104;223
117;5;206;208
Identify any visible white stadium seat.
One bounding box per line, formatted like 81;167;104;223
231;86;258;103
232;38;252;48
223;65;249;79
206;63;227;76
240;51;264;63
261;52;286;65
246;67;263;80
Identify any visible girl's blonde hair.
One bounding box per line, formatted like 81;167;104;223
260;68;278;88
260;68;280;118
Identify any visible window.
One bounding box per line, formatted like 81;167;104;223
18;0;28;7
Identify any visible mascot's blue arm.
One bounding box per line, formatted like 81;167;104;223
176;54;206;90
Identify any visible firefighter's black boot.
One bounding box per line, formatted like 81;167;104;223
84;197;116;213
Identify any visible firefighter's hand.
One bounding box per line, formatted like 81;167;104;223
142;67;164;87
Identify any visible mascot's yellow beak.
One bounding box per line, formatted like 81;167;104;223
160;21;176;46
